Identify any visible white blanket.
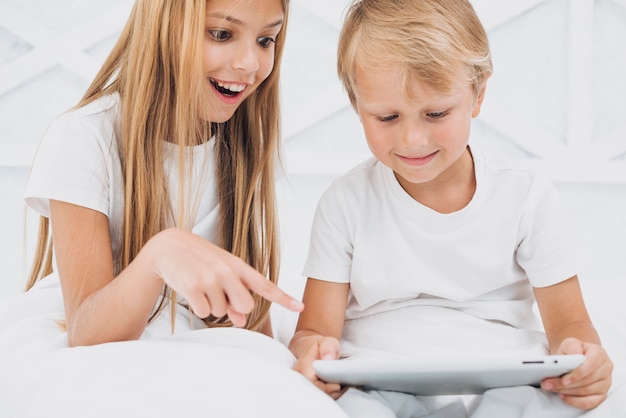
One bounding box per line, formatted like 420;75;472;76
1;274;623;417
0;275;348;418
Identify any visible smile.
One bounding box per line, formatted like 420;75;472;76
398;151;438;166
209;79;247;97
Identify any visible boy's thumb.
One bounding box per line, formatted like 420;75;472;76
319;339;340;360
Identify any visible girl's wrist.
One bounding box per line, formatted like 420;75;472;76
133;233;167;291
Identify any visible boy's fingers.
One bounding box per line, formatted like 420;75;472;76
293;343;322;380
556;337;583;355
561;393;607;411
319;338;340;360
318;381;343;397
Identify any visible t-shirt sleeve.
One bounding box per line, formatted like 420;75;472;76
302;182;354;284
516;174;589;287
24;111;112;218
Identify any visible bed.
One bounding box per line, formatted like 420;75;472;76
0;174;623;417
0;272;348;418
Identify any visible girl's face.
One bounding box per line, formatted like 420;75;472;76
354;66;487;198
201;0;284;122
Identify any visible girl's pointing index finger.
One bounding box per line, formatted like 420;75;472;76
239;263;304;312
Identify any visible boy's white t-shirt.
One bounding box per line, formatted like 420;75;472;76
303;146;587;352
24;93;219;273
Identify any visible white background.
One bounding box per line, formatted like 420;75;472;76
1;0;625;302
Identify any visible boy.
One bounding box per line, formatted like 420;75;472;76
289;0;613;416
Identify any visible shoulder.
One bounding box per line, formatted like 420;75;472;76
319;157;385;204
34;94;122;170
473;146;555;199
53;93;118;123
31;93;123;179
46;94;120;144
328;157;384;190
26;94;123;217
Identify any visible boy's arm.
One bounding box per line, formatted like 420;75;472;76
289;278;349;356
289;278;349;396
534;275;613;410
534;275;599;350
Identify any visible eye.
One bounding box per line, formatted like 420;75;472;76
208;29;232;42
426;110;449;119
258;36;276;49
378;114;398;123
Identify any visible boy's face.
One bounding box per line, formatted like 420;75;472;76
353;66;486;195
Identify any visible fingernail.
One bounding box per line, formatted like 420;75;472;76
542;382;553;390
562;378;572;386
290;300;304;311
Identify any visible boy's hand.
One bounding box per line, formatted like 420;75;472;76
292;335;344;398
541;337;613;410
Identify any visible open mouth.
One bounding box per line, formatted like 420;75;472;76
210;79;246;97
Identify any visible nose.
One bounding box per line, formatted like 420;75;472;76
401;119;429;147
232;41;260;73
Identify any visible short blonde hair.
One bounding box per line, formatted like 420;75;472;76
337;0;492;106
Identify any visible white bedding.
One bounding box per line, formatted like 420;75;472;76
576;278;626;416
1;274;623;417
0;275;348;418
0;175;623;417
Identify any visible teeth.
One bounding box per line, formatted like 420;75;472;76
215;80;245;93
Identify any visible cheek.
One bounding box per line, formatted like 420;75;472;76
202;45;221;74
258;55;275;82
362;123;389;156
445;115;472;142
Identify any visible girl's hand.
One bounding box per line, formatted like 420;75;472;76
143;228;303;326
541;337;613;410
292;335;344;398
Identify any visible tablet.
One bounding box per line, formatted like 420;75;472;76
313;353;585;396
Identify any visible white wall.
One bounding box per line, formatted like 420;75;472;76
1;0;624;301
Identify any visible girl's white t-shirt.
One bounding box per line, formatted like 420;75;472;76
25;93;219;272
303;147;588;340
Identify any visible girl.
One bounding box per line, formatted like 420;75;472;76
289;0;613;417
23;0;303;347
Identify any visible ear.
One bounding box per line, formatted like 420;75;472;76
471;75;490;118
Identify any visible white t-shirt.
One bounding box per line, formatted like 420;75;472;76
303;147;587;354
25;93;219;273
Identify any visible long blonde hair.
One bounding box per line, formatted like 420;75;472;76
26;0;289;332
337;0;492;105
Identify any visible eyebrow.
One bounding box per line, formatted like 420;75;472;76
207;13;284;29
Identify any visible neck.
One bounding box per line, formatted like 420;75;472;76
399;147;476;214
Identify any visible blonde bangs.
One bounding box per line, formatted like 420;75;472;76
338;0;492;104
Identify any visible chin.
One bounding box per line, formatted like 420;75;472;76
200;109;236;124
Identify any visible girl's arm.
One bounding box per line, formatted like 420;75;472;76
288;278;349;396
534;275;613;410
51;200;162;345
50;200;303;346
